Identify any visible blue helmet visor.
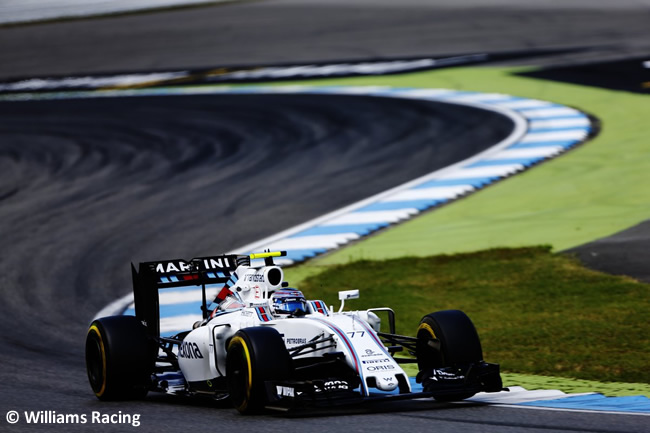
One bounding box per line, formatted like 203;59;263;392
275;299;306;314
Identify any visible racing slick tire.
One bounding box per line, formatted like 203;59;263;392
226;327;292;414
85;315;153;401
416;310;483;401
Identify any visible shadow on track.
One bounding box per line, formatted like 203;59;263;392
0;92;512;432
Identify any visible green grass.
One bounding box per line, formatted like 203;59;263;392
275;67;650;393
260;66;650;262
292;247;650;385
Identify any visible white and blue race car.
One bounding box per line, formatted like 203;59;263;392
86;251;502;413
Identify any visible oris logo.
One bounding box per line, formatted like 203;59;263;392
366;365;395;371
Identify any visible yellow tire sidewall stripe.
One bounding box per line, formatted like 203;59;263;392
418;322;437;340
88;325;107;397
229;336;253;411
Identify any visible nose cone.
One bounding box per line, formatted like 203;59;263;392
375;375;398;392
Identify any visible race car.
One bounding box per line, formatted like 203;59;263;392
86;251;502;413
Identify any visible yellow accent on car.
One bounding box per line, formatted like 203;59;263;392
229;336;252;411
249;251;285;260
88;325;107;397
418;322;437;340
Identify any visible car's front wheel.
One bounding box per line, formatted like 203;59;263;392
226;327;292;414
415;309;483;401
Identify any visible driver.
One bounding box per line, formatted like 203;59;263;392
208;290;245;319
271;289;307;316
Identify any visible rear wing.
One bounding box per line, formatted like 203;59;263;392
131;251;286;339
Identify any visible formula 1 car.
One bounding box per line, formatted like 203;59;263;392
86;251;502;413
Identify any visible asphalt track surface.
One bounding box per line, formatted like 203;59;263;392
566;220;650;284
0;94;517;432
1;1;649;432
2;0;650;79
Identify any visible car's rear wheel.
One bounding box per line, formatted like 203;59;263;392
86;315;153;400
416;309;483;401
226;327;292;414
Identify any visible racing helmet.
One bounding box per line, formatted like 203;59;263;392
272;289;307;315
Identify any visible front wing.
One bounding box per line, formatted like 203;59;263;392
263;361;502;411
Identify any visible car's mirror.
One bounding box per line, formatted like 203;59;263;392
337;290;359;312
